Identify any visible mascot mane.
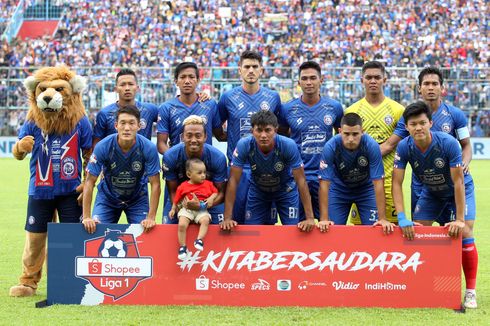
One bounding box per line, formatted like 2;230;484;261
24;65;87;135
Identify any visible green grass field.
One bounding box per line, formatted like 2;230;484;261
1;158;489;325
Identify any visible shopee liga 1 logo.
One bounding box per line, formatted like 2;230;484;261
75;229;153;300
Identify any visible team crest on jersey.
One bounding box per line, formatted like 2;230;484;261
260;101;270;111
162;162;169;172
274;161;284;172
384;115;394;125
441;123;451;133
61;157;76;178
89;154;97;164
139;118;147;129
75;229;153;300
434;158;445;168
233;148;239;157
358;156;368;167
319;160;328;170
323;115;333;126
132;161;142;172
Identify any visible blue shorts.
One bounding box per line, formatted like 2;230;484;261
413;182;476;224
25;194;82;233
410;177;423;214
329;186;378;225
245;183;299;225
163;199;224;225
92;191;149;224
298;177;320;221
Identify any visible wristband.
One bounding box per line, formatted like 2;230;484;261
199;202;207;211
397;212;414;228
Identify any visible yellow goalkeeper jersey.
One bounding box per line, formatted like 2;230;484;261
346;97;404;222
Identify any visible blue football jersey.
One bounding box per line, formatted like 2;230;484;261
20;116;92;197
162;143;228;184
394;102;469;140
87;134;161;202
394;131;473;199
93;101;159;140
218;86;281;161
157;97;221;147
231;135;303;192
279;96;343;177
318;134;384;190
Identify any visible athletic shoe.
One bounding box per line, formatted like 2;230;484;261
194;239;204;251
178;245;188;260
464;291;477;309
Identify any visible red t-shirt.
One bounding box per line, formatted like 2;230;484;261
173;180;218;204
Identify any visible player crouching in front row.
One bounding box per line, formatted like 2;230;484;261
392;101;478;309
317;113;394;234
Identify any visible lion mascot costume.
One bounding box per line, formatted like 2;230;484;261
10;65;92;297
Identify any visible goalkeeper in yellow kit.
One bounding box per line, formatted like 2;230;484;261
345;61;404;224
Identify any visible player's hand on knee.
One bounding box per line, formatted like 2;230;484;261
141;218;156;233
82;217;98;234
317;220;334;233
373;220;395;235
297;219;315;232
445;220;465;238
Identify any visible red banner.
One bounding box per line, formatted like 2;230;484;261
49;224;461;308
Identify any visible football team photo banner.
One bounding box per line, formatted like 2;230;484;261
47;224;461;308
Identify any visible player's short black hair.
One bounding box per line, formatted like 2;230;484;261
250;110;278;128
361;60;385;76
116;68;138;84
185;158;205;172
418;67;444;86
299;61;321;77
239;50;263;65
174;62;199;80
116;104;140;122
403;101;432;123
340;113;363;127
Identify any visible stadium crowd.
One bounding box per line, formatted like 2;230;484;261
0;0;489;136
1;0;488;70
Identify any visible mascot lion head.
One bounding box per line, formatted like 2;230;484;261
24;65;87;135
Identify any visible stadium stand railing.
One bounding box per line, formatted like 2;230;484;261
1;66;488;111
1;66;489;137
